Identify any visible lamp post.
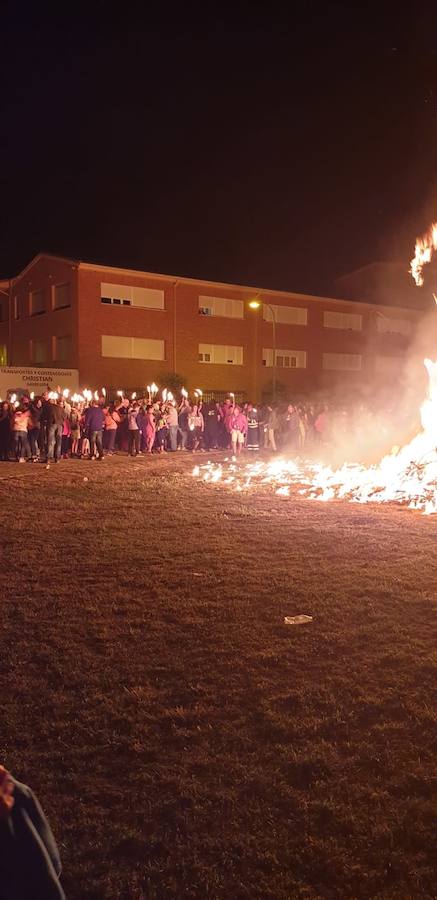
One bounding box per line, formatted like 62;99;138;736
249;299;277;402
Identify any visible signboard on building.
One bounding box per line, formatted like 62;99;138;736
0;367;79;397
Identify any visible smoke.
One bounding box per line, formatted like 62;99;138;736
302;298;437;470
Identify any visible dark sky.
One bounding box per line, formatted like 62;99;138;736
1;3;437;294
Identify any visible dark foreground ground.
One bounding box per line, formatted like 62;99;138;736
1;453;436;899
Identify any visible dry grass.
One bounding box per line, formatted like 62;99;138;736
1;453;436;899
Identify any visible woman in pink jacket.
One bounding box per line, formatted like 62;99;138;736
145;405;156;453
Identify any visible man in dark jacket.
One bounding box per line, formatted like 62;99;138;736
85;401;105;460
47;400;66;463
0;765;65;899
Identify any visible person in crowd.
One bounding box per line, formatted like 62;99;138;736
0;763;66;899
246;403;260;451
61;410;71;459
39;391;51;458
204;399;220;450
144;405;156;453
229;404;247;456
178;398;190;450
127;401;141;456
166;401;179;452
155;407;168;453
85;400;105;461
0;400;11;461
222;399;235;449
285;403;300;452
306;404;316;445
79;408;90;458
136;404;147;451
28;397;43;461
12;402;31;463
115;398;129;452
188;403;204;452
46;398;66;464
70;405;81;457
103;405;119;455
314;406;327;442
264;405;278;451
298;405;307;450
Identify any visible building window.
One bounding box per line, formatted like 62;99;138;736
323;352;362;371
101;335;165;360
376;316;411;336
263;305;308;326
198;296;244;318
198;343;243;365
53;283;70;310
100;283;165;310
0;345;7;365
31;339;49;365
30;290;45;316
323;310;362;331
14;295;27;320
54;334;72;363
262;348;307;368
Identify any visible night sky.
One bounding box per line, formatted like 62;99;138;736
1;4;437;295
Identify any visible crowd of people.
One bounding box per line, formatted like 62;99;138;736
0;390;333;463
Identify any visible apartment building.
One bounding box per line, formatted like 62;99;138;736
0;253;422;399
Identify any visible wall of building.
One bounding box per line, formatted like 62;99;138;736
7;256;79;369
78;265;176;389
0;280;9;365
1;255;422;399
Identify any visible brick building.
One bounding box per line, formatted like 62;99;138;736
0;253;422;400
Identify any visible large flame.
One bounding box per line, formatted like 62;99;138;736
193;359;437;514
410;221;437;286
193;223;437;515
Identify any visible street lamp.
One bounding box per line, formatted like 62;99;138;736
248;299;277;402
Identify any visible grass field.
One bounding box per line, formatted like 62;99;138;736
1;453;436;899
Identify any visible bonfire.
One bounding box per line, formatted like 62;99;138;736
193;225;437;514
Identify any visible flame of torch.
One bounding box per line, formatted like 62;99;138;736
63;388;70;398
410;222;437;286
162;388;168;402
131;392;137;400
181;387;188;398
102;387;106;397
